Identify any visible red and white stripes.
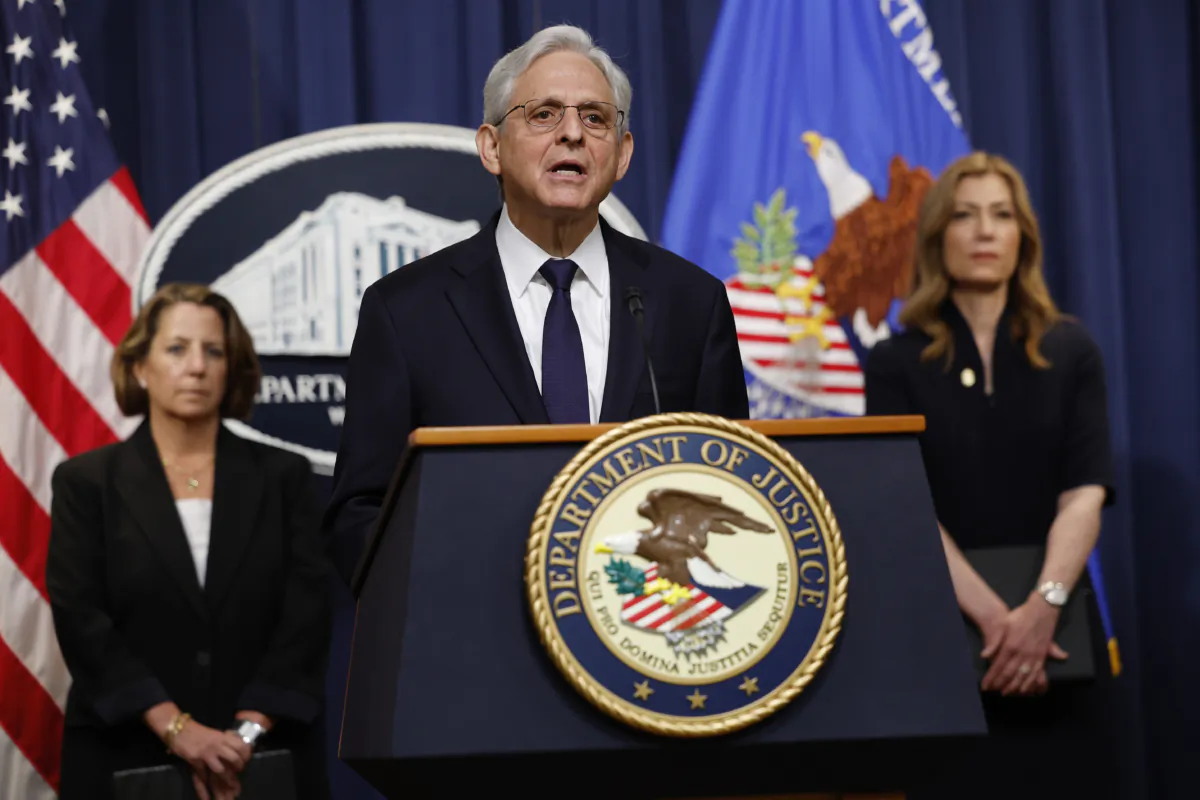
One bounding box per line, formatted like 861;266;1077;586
725;259;867;416
0;167;149;798
619;564;733;633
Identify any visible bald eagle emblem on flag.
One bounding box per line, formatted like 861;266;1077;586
526;414;847;737
726;133;934;416
803;133;934;332
659;0;970;422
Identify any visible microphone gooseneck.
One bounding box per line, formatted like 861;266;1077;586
625;287;661;416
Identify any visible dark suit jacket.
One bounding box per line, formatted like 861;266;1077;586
323;213;749;584
45;421;332;800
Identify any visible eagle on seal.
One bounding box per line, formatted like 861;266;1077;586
600;488;774;588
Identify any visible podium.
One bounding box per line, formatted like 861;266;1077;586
340;415;986;799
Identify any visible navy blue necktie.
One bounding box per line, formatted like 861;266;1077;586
539;259;590;424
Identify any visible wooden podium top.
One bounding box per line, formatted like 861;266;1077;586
408;414;924;447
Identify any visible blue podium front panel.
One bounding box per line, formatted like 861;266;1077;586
342;432;985;796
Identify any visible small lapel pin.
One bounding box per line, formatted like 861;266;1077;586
960;367;976;388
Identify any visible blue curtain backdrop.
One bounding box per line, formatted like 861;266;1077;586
60;1;1199;798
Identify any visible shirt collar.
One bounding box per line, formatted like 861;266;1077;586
940;291;1022;364
495;204;609;299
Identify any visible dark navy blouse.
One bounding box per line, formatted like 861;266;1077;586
864;300;1115;549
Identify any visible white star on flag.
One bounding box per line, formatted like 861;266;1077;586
3;138;28;169
4;85;32;116
51;37;80;69
7;34;33;65
0;189;24;220
47;145;75;177
0;0;156;794
97;108;110;128
49;91;77;123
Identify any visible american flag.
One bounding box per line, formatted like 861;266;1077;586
0;1;149;796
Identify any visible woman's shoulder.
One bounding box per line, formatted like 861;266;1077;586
236;435;314;479
51;440;123;488
1040;315;1105;367
865;326;933;372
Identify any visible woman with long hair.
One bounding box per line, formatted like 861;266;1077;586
865;152;1119;798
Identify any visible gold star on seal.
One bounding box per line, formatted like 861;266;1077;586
739;676;759;696
687;689;707;710
633;680;654;701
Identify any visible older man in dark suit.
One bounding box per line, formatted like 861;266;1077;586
323;24;748;585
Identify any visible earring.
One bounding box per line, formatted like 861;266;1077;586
137;377;147;389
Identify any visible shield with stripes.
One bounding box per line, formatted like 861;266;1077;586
614;561;765;659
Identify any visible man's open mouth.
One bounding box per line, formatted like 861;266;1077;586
549;160;586;175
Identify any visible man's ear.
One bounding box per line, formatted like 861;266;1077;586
476;124;502;178
614;130;634;181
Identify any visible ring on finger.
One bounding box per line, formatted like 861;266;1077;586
1018;664;1032;675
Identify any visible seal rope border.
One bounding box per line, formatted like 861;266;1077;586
525;412;848;737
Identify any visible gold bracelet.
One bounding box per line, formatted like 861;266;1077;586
164;712;191;754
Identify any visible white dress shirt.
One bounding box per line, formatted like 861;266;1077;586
495;204;610;423
175;498;212;587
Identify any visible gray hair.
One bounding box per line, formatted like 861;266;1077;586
482;25;632;136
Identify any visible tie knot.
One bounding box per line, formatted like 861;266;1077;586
539;259;579;292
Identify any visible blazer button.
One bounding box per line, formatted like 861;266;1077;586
196;650;211;667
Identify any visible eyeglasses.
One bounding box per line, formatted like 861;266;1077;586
500;99;624;131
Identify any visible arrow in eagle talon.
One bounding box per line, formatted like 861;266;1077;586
663;584;692;605
643;577;672;595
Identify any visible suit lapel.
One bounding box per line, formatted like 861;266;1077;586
115;424;207;619
203;425;264;612
445;223;550;424
600;222;653;422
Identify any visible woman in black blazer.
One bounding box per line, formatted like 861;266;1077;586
46;282;331;800
864;152;1118;799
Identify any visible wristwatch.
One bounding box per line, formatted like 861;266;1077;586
234;720;266;747
1037;580;1069;607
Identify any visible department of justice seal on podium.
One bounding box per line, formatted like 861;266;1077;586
525;413;847;736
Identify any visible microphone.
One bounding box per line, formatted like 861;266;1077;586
625;286;661;415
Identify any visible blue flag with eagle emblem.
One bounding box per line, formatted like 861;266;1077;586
663;0;968;419
661;0;1121;676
